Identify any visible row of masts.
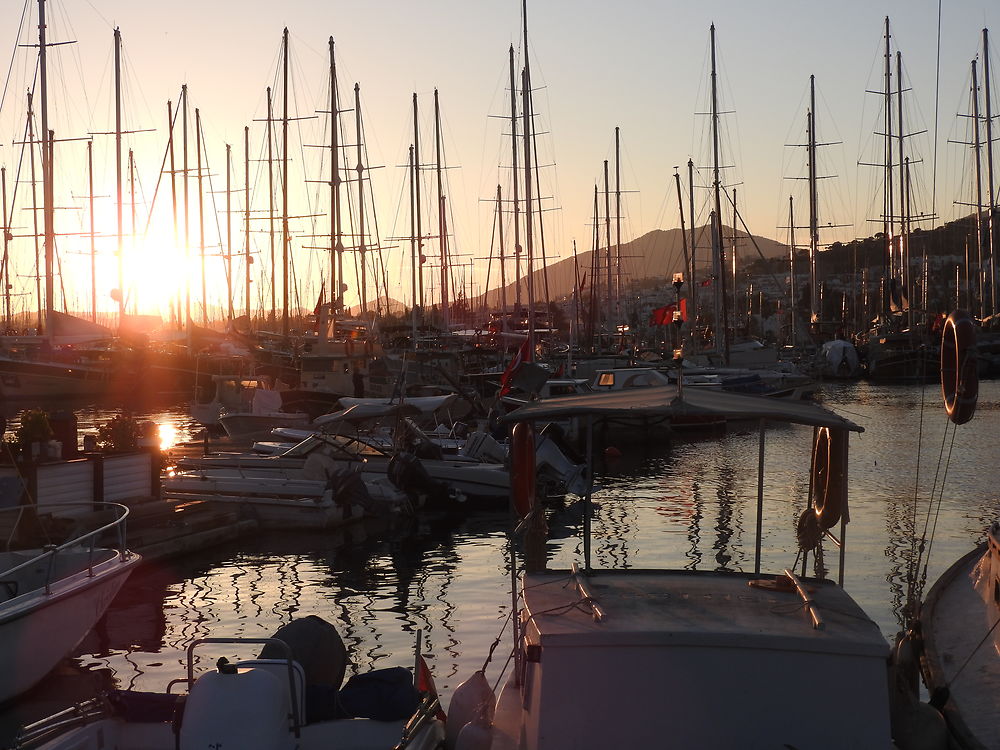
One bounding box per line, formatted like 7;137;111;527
5;2;419;339
9;5;999;345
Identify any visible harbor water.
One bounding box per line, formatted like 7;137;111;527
4;381;999;737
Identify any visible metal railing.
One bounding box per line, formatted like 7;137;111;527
0;501;132;595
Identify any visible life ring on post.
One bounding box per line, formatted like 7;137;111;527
940;310;978;426
510;421;536;518
811;427;848;530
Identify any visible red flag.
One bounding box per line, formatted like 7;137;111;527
679;298;688;321
499;339;530;396
416;655;447;721
649;304;676;326
699;278;713;287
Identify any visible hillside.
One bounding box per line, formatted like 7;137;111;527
474;225;789;307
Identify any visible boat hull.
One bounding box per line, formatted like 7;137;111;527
921;526;1000;749
0;551;140;703
0;358;114;400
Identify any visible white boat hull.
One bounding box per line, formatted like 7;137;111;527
0;550;139;703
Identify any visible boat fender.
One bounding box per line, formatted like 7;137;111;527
446;671;495;750
510;422;535;518
940;310;978;425
810;427;848;530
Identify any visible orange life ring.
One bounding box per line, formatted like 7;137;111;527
940;310;978;425
510;422;536;518
811;427;848;530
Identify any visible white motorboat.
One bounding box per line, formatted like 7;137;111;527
179;428;586;509
446;387;935;749
15;616;445;750
164;459;414;528
0;502;139;703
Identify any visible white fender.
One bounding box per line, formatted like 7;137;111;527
446;671;495;750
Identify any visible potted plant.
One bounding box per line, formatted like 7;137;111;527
97;413;141;453
15;409;53;462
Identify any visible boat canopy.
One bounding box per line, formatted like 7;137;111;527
313;402;424;426
502;386;863;432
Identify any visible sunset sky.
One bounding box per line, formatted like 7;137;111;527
0;0;998;323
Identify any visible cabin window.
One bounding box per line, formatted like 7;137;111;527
597;373;615;387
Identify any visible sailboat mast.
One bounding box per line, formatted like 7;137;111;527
807;75;819;327
688;159;697;327
497;184;508;319
972;58;986;319
266;86;275;323
789;196;797;345
413;94;424;316
87;141;96;322
244;125;251;322
37;0;54;334
434;89;449;329
509;45;521;312
709;23;729;364
281;28;290;337
182;85;191;333
114;27;125;323
984;28;997;317
329;37;342;327
408;144;418;345
128;148;136;312
226;143;234;321
615;127;622;315
896;50;912;324
167;100;179;327
590;184;599;348
354;82;367;316
882;18;894;318
196;108;206;326
731;188;739;332
603;160;612;337
521;0;535;357
27;93;42;330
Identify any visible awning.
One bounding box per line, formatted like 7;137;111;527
313;402;423;426
502;385;863;432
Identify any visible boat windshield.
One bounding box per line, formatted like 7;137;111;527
279;434;387;460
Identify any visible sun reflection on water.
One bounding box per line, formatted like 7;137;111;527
157;423;178;451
